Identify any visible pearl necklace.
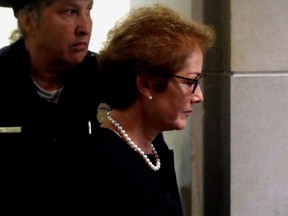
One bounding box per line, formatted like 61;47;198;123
107;111;161;171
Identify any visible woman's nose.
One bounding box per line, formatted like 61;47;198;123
191;86;204;103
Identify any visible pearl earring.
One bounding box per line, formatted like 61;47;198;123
148;96;153;100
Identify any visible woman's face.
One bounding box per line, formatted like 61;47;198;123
149;47;204;131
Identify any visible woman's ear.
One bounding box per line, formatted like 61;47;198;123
136;74;152;99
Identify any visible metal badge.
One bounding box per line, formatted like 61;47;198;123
0;127;22;133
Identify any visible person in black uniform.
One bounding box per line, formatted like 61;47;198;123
91;4;215;216
0;0;169;213
0;0;99;213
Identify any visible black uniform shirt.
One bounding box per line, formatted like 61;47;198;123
0;39;101;212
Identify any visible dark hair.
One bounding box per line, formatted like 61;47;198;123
98;3;215;109
12;0;54;39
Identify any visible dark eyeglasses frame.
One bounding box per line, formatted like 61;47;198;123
171;74;202;93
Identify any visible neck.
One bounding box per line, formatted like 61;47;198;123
30;70;63;92
26;41;71;91
105;111;161;171
102;109;154;153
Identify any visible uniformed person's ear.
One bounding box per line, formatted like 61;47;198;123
17;10;38;37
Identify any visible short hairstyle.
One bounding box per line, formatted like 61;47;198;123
98;3;215;109
10;0;54;39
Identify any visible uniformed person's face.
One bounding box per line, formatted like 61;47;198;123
28;0;93;67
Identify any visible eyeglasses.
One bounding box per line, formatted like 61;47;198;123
171;74;202;93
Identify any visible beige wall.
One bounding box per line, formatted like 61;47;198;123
203;0;288;215
230;0;288;215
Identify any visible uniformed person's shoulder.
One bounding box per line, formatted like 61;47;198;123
0;39;26;62
0;44;10;56
86;50;99;61
0;41;17;58
86;50;97;57
0;40;24;78
0;39;31;79
81;50;98;65
67;50;99;85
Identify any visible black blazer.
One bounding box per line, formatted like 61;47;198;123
89;127;184;216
